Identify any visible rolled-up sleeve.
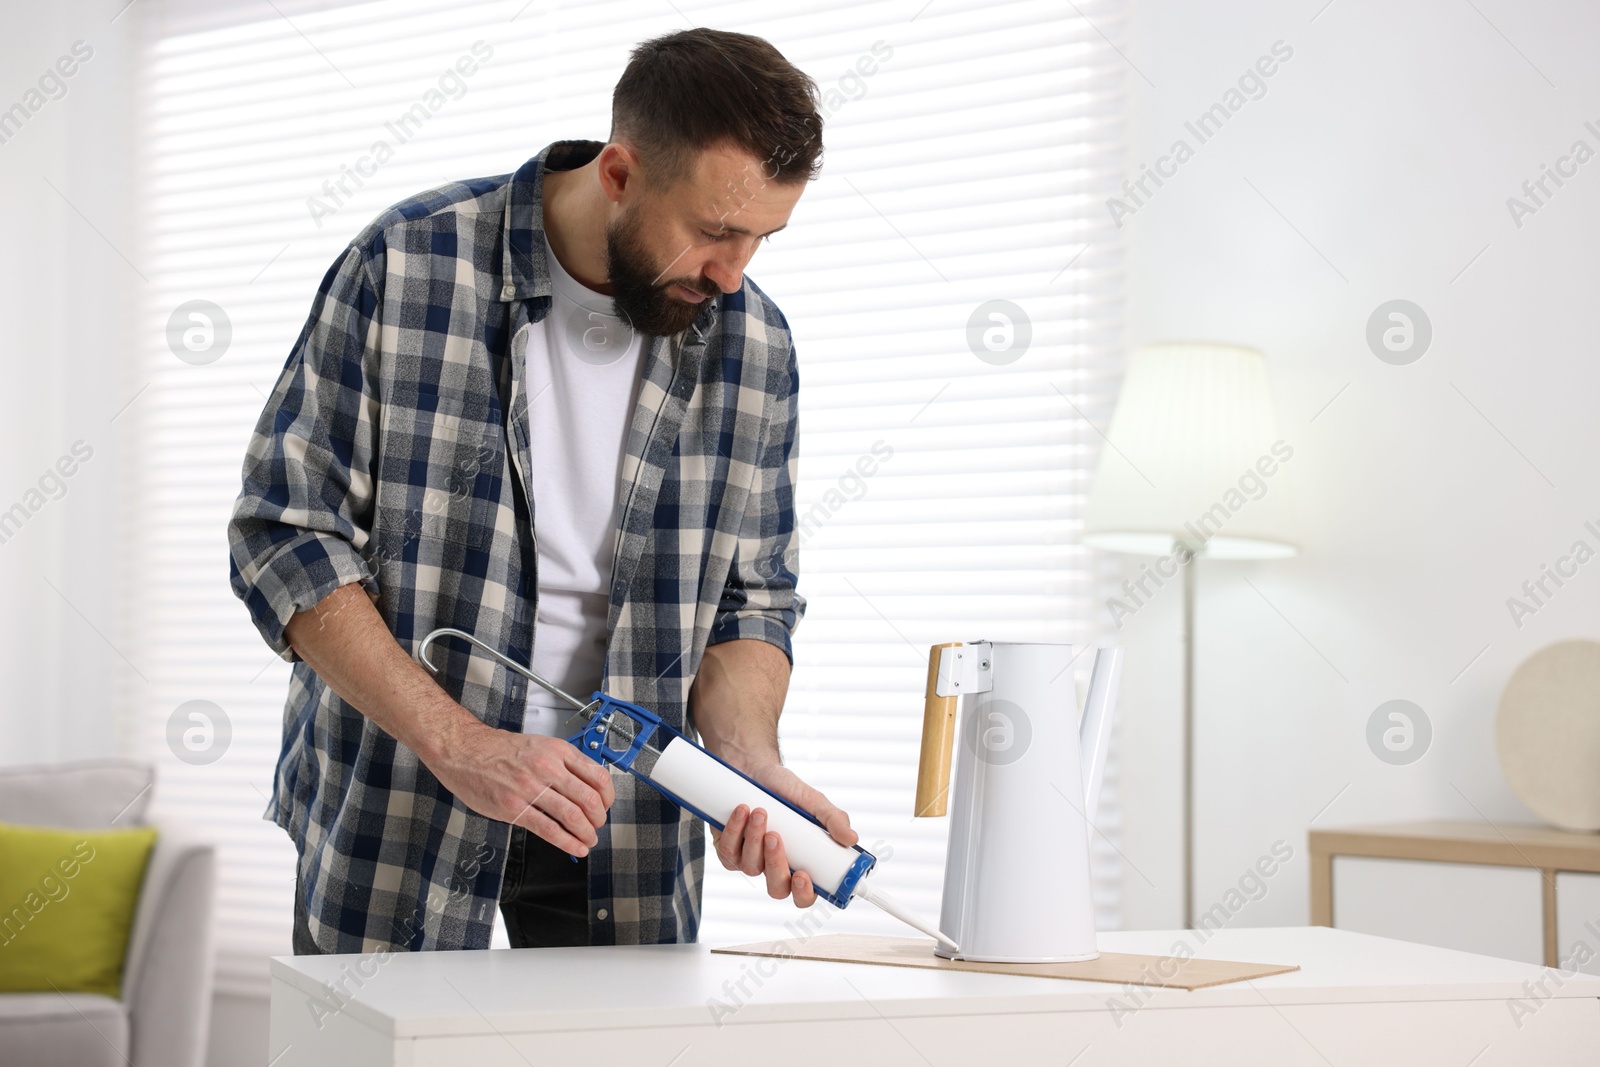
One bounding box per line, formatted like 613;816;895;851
707;342;807;664
228;242;383;660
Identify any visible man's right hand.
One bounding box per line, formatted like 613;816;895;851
283;583;616;855
429;722;616;854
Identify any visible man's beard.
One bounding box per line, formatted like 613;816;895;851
605;209;719;337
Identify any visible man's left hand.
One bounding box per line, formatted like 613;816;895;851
710;761;858;907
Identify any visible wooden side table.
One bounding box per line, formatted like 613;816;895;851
1310;820;1600;966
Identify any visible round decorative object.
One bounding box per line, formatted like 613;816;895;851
1496;639;1600;832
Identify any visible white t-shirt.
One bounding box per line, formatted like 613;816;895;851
519;234;646;735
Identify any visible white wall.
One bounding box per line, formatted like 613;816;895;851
0;5;135;767
1114;0;1600;930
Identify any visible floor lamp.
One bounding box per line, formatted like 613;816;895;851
1082;343;1298;928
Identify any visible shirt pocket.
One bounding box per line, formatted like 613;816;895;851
372;393;509;556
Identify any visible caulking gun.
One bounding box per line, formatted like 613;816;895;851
418;627;958;952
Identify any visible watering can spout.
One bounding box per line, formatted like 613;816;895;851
1078;647;1124;827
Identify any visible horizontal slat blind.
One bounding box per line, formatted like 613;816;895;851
127;0;1126;992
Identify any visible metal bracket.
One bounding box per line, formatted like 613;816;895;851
934;641;993;698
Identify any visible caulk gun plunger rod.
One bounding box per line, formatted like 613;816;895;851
418;628;589;711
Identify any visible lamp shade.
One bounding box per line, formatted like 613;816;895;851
1083;343;1298;561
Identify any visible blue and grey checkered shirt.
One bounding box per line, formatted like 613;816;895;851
228;139;805;953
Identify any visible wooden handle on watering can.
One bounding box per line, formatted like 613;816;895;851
914;642;963;817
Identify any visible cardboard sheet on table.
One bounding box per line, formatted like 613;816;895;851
712;933;1299;990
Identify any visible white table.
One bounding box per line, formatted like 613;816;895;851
268;926;1600;1065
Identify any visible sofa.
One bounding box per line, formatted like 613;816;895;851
0;759;216;1067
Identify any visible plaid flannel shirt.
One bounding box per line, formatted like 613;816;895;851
228;139;805;953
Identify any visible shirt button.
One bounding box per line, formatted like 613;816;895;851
596;908;609;920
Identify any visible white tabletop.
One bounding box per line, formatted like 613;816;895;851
269;926;1600;1040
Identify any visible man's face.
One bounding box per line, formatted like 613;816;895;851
604;143;806;336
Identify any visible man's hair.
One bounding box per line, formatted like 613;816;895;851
610;28;823;189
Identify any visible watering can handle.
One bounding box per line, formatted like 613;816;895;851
914;642;964;817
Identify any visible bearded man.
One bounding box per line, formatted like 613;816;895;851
228;27;854;954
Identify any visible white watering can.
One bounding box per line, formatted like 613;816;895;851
915;641;1124;962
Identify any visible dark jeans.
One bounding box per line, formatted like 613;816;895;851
291;826;589;955
498;824;590;948
291;875;325;956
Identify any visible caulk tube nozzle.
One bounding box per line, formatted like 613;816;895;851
853;878;960;953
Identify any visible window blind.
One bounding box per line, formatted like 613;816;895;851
127;0;1128;994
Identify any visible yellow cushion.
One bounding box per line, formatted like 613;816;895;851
0;820;159;997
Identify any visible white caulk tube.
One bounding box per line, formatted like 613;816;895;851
648;737;959;952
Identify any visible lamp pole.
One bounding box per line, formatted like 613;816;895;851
1182;553;1196;929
